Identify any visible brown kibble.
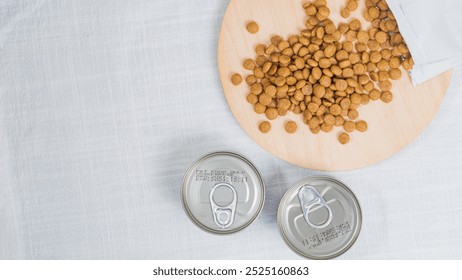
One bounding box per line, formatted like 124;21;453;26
240;3;410;143
254;103;266;114
285;121;298;134
265;107;278;120
349;19;361;31
355;120;368;132
314;84;326;98
369;89;381;100
389;68;402;80
246;21;259;34
246;75;257;86
321;123;333;133
259;121;271;133
375;31;388;44
250;83;263;94
316;6;330;21
357;31;369;43
330;104;342;116
348;109;359;120
335;116;345;126
231;73;242;86
338;132;350;145
381;91;393;103
350;93;362;104
259;94;272;106
243;59;255;70
255;44;266;55
389;57;401;68
305;4;317;16
346;0;359;11
379;80;393;91
341;8;351;18
246;93;258;105
368;7;380;19
344;121;355;132
324;114;336;126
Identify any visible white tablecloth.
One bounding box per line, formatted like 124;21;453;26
1;0;461;260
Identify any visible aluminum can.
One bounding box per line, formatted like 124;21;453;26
182;152;265;235
278;176;362;259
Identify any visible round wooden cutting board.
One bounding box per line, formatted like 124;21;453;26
218;0;452;171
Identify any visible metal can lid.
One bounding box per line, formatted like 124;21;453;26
182;152;265;235
277;176;362;259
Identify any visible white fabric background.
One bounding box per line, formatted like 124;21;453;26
0;0;461;260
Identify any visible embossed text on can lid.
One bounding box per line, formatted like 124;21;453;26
182;152;265;235
277;176;362;259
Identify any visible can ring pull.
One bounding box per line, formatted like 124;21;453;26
210;183;237;229
298;185;333;229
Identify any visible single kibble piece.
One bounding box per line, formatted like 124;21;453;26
343;121;355;132
231;73;242;86
338;133;350;145
243;59;256;70
381;91;393;103
346;0;359;11
265;107;278;120
285;121;298;134
341;8;350;18
246;21;259;34
259;121;271;133
355;120;368;132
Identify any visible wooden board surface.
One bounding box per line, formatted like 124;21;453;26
218;0;452;171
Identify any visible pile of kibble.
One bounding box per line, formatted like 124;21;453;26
231;0;413;144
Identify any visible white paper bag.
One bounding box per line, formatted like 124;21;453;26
387;0;462;84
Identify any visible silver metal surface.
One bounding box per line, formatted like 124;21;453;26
182;152;265;235
278;176;362;259
210;183;237;229
298;185;333;229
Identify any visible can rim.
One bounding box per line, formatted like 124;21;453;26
277;176;362;259
181;151;265;235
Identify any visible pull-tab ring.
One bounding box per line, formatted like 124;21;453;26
210;183;237;229
298;185;333;229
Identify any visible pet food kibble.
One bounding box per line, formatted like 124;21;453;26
246;21;259;34
346;0;359;11
231;74;242;85
316;6;330;21
285;121;298;134
237;0;412;143
247;93;258;105
355;120;368;132
255;44;266;55
380;91;393;103
265;107;279;120
341;8;350;18
243;59;255;70
389;68;402;80
305;4;317;16
338;133;351;145
379;80;392;91
348;109;359;120
259;121;272;133
321;123;333;133
375;31;387;44
343;121;355;133
254;103;266;114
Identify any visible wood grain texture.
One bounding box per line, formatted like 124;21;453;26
218;0;452;171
